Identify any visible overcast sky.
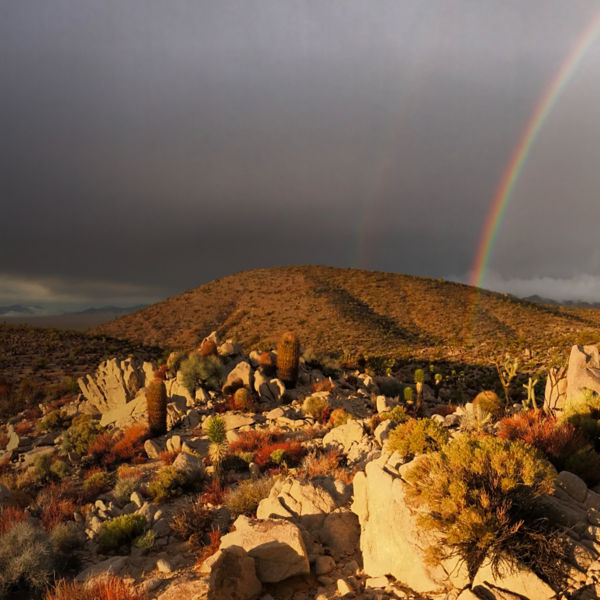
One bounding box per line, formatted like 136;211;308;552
2;0;600;311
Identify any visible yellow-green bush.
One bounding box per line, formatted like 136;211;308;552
473;391;504;419
61;415;103;455
404;435;564;585
147;467;187;502
225;476;275;516
96;514;146;553
386;418;449;459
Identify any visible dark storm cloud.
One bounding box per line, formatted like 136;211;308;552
1;0;599;306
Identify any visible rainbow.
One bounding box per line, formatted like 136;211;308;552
469;9;600;290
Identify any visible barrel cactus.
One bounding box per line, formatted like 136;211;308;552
277;331;300;388
199;338;218;357
146;372;167;437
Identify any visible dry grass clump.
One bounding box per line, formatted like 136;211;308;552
170;496;212;547
225;476;275;516
147;466;188;502
386;418;449;459
404;434;566;585
0;506;28;535
45;575;145;600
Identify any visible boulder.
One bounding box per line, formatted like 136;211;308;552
222;414;255;431
472;556;555;600
5;425;19;453
319;511;360;557
100;390;147;428
351;456;451;594
220;516;310;582
254;372;285;403
566;345;600;409
172;452;206;480
144;439;163;459
323;420;364;452
225;361;254;390
199;546;262;600
78;357;154;413
257;477;339;531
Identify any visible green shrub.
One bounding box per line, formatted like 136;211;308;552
147;467;188;502
180;354;224;394
302;395;330;420
37;410;70;432
387;418;449;459
380;405;409;424
113;476;141;506
563;448;600;487
404;435;565;585
96;514;147;553
133;530;155;551
225;476;275;516
329;408;353;428
61;415;103;455
473;391;504;419
204;416;227;445
33;453;53;483
51;521;85;554
50;459;71;480
83;470;113;496
0;521;55;595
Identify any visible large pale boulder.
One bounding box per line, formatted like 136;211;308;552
323;420;364;452
219;516;309;582
566;345;600;408
225;361;254;390
99;390;147;427
257;477;339;531
472;557;555;600
254;372;285;403
351;456;452;594
199;546;262;600
78;358;154;413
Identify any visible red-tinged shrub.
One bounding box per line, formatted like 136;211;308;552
36;482;77;531
111;424;148;463
228;429;280;455
201;480;226;505
0;506;27;535
254;440;305;468
14;421;34;436
87;432;113;463
196;529;222;567
159;450;179;465
45;575;145;600
0;433;8;450
497;409;585;463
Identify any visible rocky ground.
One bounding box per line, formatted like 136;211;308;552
2;336;600;599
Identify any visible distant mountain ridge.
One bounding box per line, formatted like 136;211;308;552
94;265;600;364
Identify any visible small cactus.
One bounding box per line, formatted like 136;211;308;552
200;339;218;357
277;332;300;388
146;377;167;437
414;368;425;415
233;388;254;411
404;386;414;404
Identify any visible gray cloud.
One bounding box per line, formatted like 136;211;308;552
1;1;599;306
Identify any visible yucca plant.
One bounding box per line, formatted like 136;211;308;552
205;416;228;479
277;331;300;388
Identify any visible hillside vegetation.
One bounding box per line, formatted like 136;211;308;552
94;265;600;365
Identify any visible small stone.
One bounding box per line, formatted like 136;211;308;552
144;439;162;459
166;435;182;453
365;576;388;589
156;558;173;573
130;492;144;508
336;578;353;595
314;555;335;576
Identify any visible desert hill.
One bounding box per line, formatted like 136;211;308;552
94;265;600;365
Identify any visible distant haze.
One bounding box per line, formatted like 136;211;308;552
2;1;600;309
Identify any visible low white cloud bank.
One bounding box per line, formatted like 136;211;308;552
449;271;600;304
0;273;166;313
